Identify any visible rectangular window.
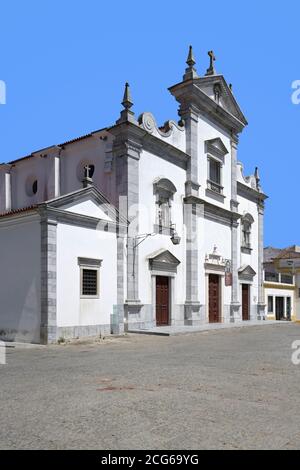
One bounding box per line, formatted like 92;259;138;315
280;274;294;285
268;296;273;313
82;268;98;296
78;257;102;298
265;271;280;282
208;158;223;194
158;198;170;229
209;159;221;184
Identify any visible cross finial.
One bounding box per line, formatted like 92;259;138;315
122;82;133;110
82;164;93;188
205;50;216;76
84;164;92;179
183;45;198;81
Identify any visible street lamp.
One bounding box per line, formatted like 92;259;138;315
170;224;181;245
130;225;181;277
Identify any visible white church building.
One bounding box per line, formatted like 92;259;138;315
0;48;267;344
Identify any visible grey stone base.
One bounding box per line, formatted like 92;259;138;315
126;302;268;330
111;305;124;335
57;324;111;341
40;325;57;344
229;303;241;323
126;304;154;331
257;303;266;321
184;303;206;326
0;328;41;344
128;320;156;330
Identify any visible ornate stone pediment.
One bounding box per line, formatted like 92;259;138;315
147;249;180;273
204;246;227;272
238;265;256;281
205;137;229;160
195;75;248;126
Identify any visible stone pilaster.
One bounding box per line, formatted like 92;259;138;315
257;201;265;320
40;215;57;344
113;228;126;334
46;147;61;199
181;105;199;190
0;164;12;212
114;137;142;316
184;201;201;324
181;105;201;324
230;138;241;322
230;220;241;322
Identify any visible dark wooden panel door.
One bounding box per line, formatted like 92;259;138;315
242;284;250;321
209;274;220;323
156;276;169;326
275;297;284;320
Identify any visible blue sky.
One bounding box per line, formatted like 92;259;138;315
0;0;299;247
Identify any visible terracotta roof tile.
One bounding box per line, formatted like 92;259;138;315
275;251;300;260
6;127;107;165
0;205;38;218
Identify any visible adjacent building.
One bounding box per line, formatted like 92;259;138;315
0;47;267;343
264;246;300;321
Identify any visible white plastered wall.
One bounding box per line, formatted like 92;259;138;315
56;223;117;328
0;215;41;342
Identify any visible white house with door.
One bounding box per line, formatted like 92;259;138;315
264;246;300;321
0;47;267;343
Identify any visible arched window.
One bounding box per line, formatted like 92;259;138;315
32;180;38;195
153;178;177;234
25;175;39;197
241;213;254;252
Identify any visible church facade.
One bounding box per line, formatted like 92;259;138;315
0;48;267;344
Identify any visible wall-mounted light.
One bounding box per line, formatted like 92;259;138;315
170;224;181;245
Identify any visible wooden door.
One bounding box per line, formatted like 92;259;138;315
156;276;169;326
275;297;284;320
242;284;250;321
209;274;220;323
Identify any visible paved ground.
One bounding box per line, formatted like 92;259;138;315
1;323;300;450
128;319;284;335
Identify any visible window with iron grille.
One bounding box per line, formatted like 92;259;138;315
82;269;98;296
78;258;102;298
207;158;223;194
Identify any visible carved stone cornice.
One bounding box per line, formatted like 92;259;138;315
184;195;241;227
112;139;142;160
237;181;268;204
142;133;188;169
257;200;265;215
38;206;121;232
109;120;189;168
185;180;200;198
230;133;239;146
230;199;239;212
169;79;246;135
178;103;200;122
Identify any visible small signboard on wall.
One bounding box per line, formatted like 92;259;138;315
225;272;232;286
